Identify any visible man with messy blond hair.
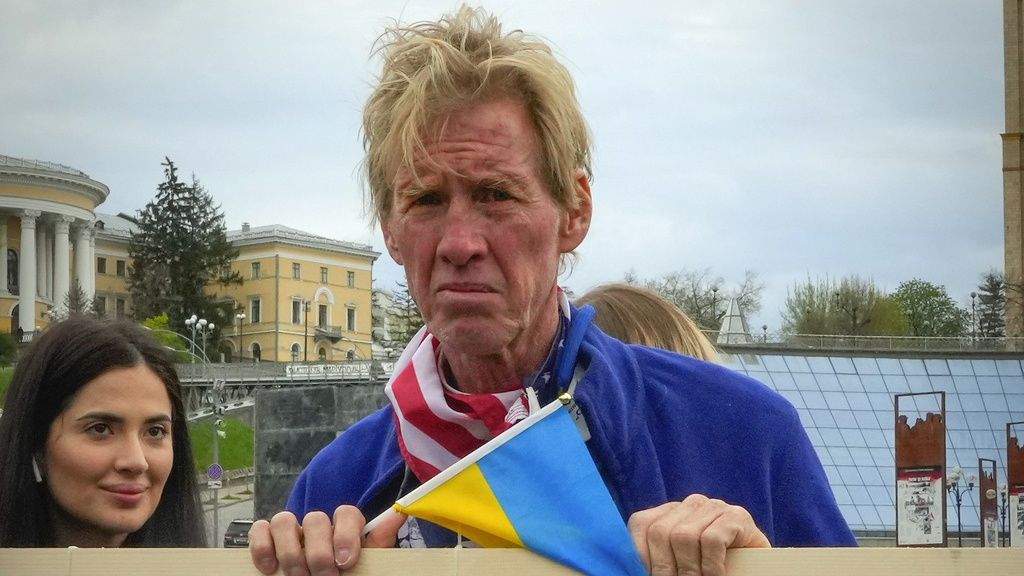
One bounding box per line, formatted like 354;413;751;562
251;6;854;575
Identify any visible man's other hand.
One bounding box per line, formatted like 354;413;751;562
249;505;405;575
628;494;771;576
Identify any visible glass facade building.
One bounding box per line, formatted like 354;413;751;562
718;351;1024;534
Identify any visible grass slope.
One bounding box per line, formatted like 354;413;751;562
188;417;255;472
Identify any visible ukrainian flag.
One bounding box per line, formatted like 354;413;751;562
382;395;647;575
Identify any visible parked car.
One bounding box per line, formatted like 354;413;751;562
223;519;253;548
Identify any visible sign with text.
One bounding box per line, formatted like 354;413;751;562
286;362;371;380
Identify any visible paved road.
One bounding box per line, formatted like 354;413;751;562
202;483;255;547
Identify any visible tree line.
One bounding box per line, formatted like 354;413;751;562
622;269;1007;339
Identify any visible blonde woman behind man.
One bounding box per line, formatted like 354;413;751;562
576;283;718;362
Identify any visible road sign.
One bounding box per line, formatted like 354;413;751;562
207;479;222;489
207;463;223;481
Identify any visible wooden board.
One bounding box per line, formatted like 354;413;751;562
0;547;1021;575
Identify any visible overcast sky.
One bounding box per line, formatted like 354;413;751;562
0;0;1004;331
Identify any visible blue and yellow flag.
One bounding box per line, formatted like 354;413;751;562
386;396;646;575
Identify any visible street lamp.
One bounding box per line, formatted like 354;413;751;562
946;465;975;547
999;483;1009;547
970;291;977;341
302;300;311;362
185;315;215;364
710;286;719;329
235;312;246;362
761;324;768;343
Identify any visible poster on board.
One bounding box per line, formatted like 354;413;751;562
896;467;944;546
1012;488;1024;548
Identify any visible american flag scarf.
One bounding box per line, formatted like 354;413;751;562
384;292;573;482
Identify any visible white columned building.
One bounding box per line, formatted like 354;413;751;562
1;156;109;338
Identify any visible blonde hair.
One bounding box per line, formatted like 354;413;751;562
577;283;719;362
362;4;592;224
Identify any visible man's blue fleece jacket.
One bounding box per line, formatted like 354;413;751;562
286;321;857;547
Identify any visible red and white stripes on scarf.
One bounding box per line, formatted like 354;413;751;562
384;327;528;482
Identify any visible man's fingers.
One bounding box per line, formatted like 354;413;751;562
628;502;677;572
248;519;278;575
270;511;310;576
699;507;772;576
363;508;406;548
302;511;339;576
332;505;367;569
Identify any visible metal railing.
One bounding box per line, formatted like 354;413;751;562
705;331;1024;353
0;155;89;177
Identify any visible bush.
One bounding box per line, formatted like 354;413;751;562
0;367;13;408
0;333;17;367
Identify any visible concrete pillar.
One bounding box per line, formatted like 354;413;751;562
74;224;91;302
0;220;8;295
44;230;53;300
35;224;45;298
19;210;39;338
87;223;96;300
53;216;72;308
1005;0;1024;337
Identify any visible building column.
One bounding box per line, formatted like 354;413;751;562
53;216;72;309
44;229;53;300
86;223;96;300
0;220;8;296
35;223;45;298
19;210;39;338
74;223;92;302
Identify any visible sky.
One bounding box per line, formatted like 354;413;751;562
0;0;1005;331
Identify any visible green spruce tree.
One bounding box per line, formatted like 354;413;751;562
128;158;241;337
975;271;1006;337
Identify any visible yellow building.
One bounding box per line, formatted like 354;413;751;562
220;223;379;363
2;155;381;360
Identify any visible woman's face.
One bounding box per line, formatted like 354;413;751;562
43;364;174;547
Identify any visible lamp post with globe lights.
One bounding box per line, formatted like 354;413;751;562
185;315;215;364
946;465;975;547
235;312;246;361
999;483;1009;547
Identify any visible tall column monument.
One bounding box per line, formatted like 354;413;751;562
1005;0;1024;337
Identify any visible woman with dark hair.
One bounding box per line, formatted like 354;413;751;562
0;317;206;547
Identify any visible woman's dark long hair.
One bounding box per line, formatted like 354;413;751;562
0;317;207;547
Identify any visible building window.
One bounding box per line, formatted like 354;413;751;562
7;249;17;294
347;307;356;332
320;267;328;283
116;260;126;276
96;257;107;274
251;262;261;279
318;348;327;361
95;296;106;317
292;300;302;324
318;304;328;328
346;350;356;361
252;343;261;362
292;262;301;279
116;298;126;319
291;343;301;362
251;299;261;323
347;271;355;288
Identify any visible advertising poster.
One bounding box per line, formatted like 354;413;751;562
896;467;944;546
1012;488;1024;548
984;516;999;548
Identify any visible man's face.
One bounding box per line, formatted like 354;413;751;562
383;98;591;358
